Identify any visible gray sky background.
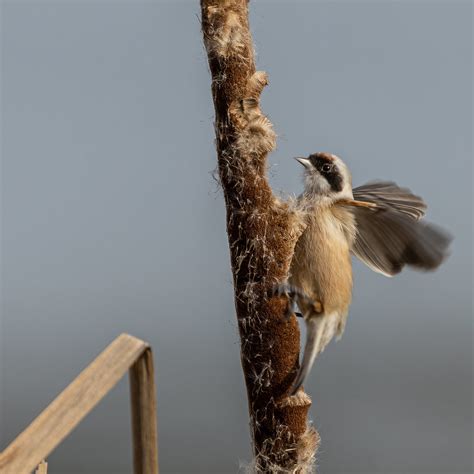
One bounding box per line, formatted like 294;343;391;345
1;1;472;473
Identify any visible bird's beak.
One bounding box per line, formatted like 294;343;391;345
294;157;312;169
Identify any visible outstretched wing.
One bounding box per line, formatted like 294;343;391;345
350;182;451;277
353;181;427;220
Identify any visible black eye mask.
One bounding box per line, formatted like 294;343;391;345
308;154;343;192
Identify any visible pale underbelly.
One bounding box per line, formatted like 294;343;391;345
289;228;353;316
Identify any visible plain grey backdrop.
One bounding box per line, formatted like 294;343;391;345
1;1;472;473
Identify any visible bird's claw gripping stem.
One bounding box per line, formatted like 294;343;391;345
271;284;323;321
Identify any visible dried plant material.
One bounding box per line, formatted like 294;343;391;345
35;460;48;474
201;0;319;471
0;334;158;474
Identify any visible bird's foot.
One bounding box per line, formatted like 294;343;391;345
271;283;299;320
271;284;323;321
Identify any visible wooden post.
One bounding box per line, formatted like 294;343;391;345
129;348;159;474
0;334;158;474
35;460;48;474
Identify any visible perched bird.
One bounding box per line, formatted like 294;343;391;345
284;152;451;395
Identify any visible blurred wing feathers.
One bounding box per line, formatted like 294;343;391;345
350;182;451;277
353;181;426;220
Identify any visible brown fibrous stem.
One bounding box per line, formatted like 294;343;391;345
200;1;319;471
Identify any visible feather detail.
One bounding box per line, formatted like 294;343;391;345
291;313;341;395
353;181;426;220
351;204;451;276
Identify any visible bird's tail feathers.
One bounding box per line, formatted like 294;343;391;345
290;313;340;395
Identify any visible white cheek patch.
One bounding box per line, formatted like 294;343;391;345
304;172;330;195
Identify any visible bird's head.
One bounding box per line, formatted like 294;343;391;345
295;152;353;202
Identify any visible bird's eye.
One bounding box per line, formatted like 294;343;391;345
322;163;332;172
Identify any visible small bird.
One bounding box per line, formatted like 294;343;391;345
283;152;451;395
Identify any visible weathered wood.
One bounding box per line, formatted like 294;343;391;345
0;334;158;474
34;460;48;474
130;348;159;474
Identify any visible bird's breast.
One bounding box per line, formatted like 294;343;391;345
289;205;355;317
